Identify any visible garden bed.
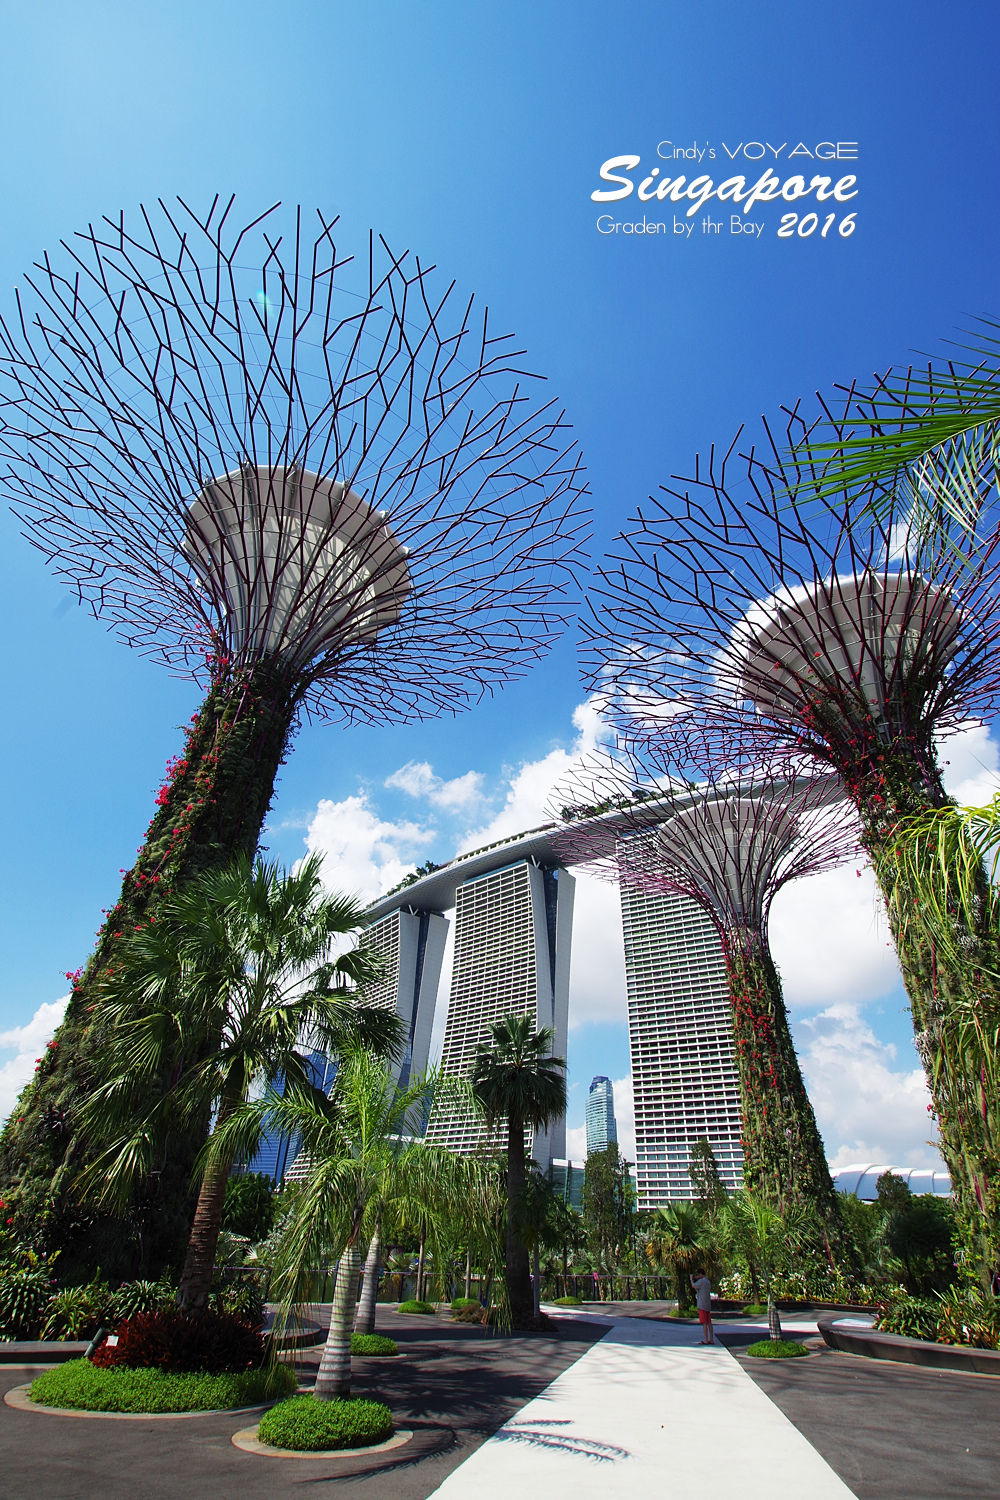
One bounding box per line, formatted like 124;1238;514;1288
22;1358;296;1413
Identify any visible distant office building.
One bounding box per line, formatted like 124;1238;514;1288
548;1158;586;1210
620;883;743;1207
238;1048;338;1184
585;1075;618;1155
425;859;575;1162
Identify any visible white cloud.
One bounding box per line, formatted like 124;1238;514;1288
384;761;485;815
0;997;69;1126
797;1002;937;1167
305;793;436;903
769;863;899;1010
458;700;606;851
940;719;1000;806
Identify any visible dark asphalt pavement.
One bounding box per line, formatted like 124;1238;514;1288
732;1337;1000;1499
0;1311;604;1500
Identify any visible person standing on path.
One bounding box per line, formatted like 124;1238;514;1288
690;1270;714;1345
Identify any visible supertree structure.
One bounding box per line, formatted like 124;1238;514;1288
581;387;1000;1259
551;733;857;1238
0;198;589;1274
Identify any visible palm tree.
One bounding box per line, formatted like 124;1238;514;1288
644;1203;712;1311
471;1015;567;1329
719;1192;813;1339
226;1049;494;1399
793;319;1000;512
80;853;398;1310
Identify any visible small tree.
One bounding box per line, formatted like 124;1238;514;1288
688;1138;729;1217
582;1142;634;1272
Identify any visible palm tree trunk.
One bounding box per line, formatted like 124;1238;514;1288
532;1241;541;1318
416;1223;426;1302
176;1155;231;1311
355;1226;382;1334
506;1111;533;1327
315;1239;362;1400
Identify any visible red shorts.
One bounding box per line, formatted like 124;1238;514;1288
698;1308;712;1325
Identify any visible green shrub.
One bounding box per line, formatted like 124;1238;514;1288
111;1278;175;1322
745;1339;809;1359
397;1299;435;1314
933;1290;1000;1350
258;1394;392;1452
41;1281;111;1340
0;1265;53;1339
450;1297;481;1311
350;1333;398;1355
743;1304;768;1316
29;1358;295;1413
550;1295;582;1306
875;1294;940;1342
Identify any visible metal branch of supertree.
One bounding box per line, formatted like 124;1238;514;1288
549;730;860;942
0;197;590;725
581;380;1000;766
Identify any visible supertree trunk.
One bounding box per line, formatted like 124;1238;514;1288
0;658;302;1280
841;730;1000;1256
723;925;842;1240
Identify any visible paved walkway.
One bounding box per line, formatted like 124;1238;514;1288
428;1308;855;1499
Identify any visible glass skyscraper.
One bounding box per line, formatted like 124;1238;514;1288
585;1075;618;1155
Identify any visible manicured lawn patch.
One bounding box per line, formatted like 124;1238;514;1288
397;1299;435;1314
745;1339;809;1359
29;1358;296;1412
258;1394;393;1451
350;1333;398;1355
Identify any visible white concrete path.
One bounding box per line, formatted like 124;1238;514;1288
428;1310;856;1499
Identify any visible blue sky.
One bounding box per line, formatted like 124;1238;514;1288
1;1;998;1166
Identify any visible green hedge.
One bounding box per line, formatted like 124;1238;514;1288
350;1333;398;1355
550;1295;583;1307
745;1339;809;1359
29;1358;296;1412
450;1297;480;1311
397;1299;435;1314
258;1394;393;1451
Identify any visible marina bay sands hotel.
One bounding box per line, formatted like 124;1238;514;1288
363;808;743;1207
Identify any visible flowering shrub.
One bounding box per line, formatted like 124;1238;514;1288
90;1308;266;1373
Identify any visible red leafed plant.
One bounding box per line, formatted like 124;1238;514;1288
90;1309;266;1374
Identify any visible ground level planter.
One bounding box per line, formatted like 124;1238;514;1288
232;1422;455;1468
817;1315;1000;1376
17;1359;296;1414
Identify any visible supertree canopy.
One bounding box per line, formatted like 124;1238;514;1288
581;388;1000;1261
0;198;589;1275
551;733;857;1239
